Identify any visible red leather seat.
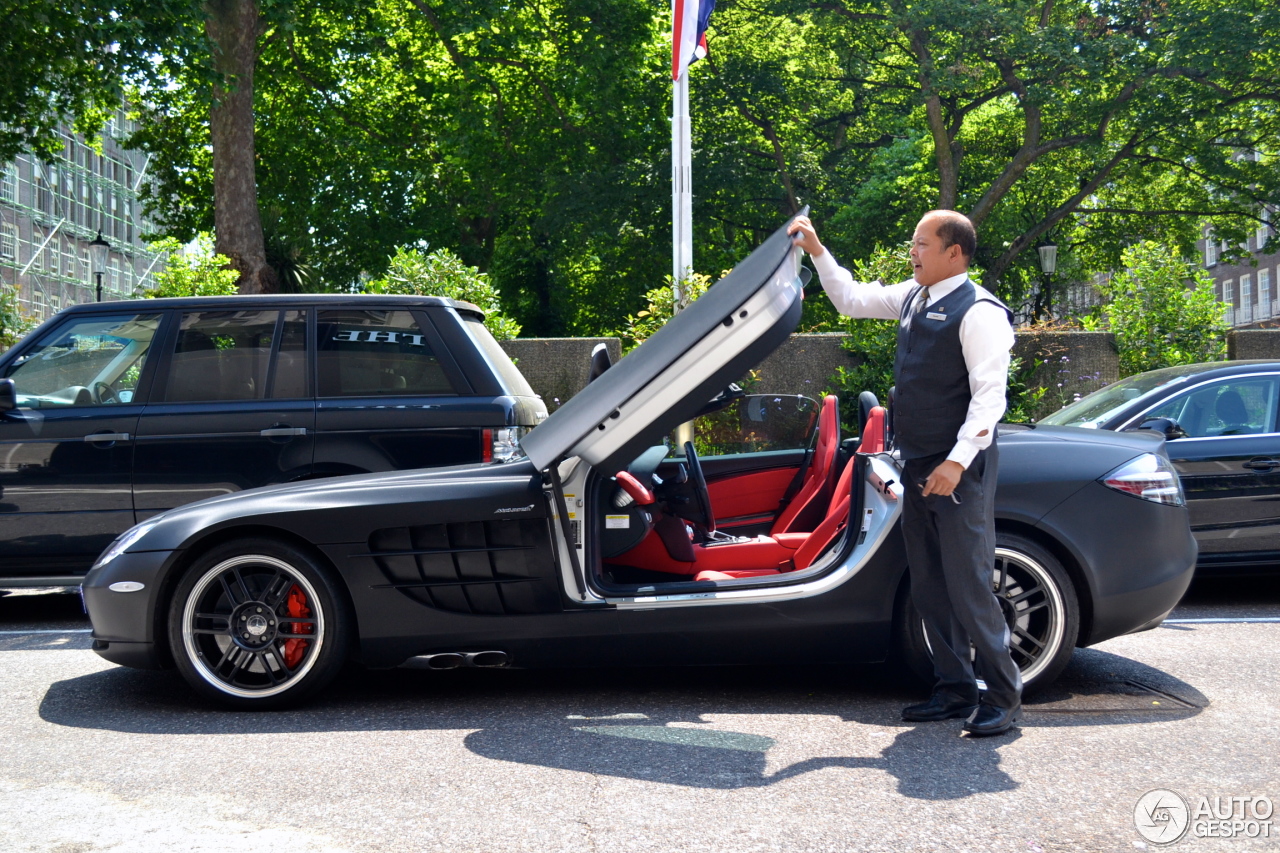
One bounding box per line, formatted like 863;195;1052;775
691;406;886;582
770;395;840;535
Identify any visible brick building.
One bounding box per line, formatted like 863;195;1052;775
1200;217;1279;328
0;109;166;322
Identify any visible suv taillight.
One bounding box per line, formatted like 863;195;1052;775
482;427;528;463
1100;453;1185;506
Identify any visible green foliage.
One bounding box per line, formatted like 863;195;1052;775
0;286;37;351
610;271;714;353
1003;355;1046;424
26;0;1275;335
364;246;522;340
144;234;240;298
1097;241;1229;377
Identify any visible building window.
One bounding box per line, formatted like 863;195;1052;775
31;290;45;321
80;248;90;284
1260;269;1272;315
1205;234;1218;267
1262;218;1274;253
110;258;120;292
1223;279;1234;305
0;222;15;259
0;165;14;203
31;227;44;270
50;295;60;315
1241;273;1253;317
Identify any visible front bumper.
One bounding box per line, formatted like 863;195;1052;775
81;549;178;670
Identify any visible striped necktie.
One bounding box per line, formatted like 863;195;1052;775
912;288;929;321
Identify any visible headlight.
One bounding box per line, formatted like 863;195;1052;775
91;519;162;571
1100;453;1185;506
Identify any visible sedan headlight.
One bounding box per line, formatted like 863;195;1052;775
91;519;162;571
1100;453;1185;506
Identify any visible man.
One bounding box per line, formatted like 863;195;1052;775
788;210;1021;737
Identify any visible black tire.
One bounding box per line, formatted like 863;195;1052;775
167;537;353;709
895;531;1080;696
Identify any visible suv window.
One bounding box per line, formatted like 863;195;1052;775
317;309;454;397
461;315;535;397
4;313;161;407
165;310;282;402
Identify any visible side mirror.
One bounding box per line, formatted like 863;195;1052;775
0;378;15;413
1131;416;1187;441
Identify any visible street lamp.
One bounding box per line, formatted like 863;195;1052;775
1038;241;1058;275
89;231;110;302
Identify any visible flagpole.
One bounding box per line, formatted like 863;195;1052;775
672;5;695;449
672;67;692;311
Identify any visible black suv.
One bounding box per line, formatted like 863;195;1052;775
0;295;546;587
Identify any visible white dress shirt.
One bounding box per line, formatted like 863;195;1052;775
811;251;1015;469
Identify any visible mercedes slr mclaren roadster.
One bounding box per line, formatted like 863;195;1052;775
82;217;1198;708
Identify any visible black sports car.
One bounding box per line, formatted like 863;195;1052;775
1040;360;1280;575
82;218;1197;708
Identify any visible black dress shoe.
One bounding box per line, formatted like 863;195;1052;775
962;702;1020;736
901;692;980;722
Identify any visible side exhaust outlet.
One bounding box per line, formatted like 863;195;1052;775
400;651;510;670
466;651;509;668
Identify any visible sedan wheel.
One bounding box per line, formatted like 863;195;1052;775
897;532;1080;694
168;538;351;709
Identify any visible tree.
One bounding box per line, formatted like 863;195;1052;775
1091;240;1228;376
364;246;522;340
693;0;1280;311
0;1;136;162
130;0;672;334
144;233;241;297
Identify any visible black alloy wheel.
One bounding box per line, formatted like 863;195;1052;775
168;538;352;709
896;531;1080;694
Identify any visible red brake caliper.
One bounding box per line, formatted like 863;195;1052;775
282;584;313;669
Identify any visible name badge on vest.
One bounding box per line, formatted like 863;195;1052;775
926;311;947;321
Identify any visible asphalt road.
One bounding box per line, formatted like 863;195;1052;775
1;577;1277;853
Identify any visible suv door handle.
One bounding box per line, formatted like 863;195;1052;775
1242;457;1279;471
260;426;308;437
84;432;130;443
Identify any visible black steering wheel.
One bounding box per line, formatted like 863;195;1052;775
683;441;715;535
91;381;119;405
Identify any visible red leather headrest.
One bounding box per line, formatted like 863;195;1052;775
857;406;886;454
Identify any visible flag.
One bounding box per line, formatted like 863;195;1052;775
672;0;715;81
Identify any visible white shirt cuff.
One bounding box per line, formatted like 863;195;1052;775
946;440;980;470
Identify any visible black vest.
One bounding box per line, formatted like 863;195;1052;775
892;280;1013;460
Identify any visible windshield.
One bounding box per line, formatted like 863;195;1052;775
1038;363;1215;428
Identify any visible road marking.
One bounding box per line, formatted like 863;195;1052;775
0;628;91;635
1164;617;1280;624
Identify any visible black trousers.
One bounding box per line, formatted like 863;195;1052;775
901;444;1022;708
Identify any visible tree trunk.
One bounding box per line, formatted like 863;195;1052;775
206;0;277;294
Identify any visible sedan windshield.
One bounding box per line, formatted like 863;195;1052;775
1038;363;1214;428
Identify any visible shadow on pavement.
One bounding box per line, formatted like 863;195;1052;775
37;646;1205;797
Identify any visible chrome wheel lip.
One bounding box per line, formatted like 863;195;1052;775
181;554;326;699
920;546;1067;687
